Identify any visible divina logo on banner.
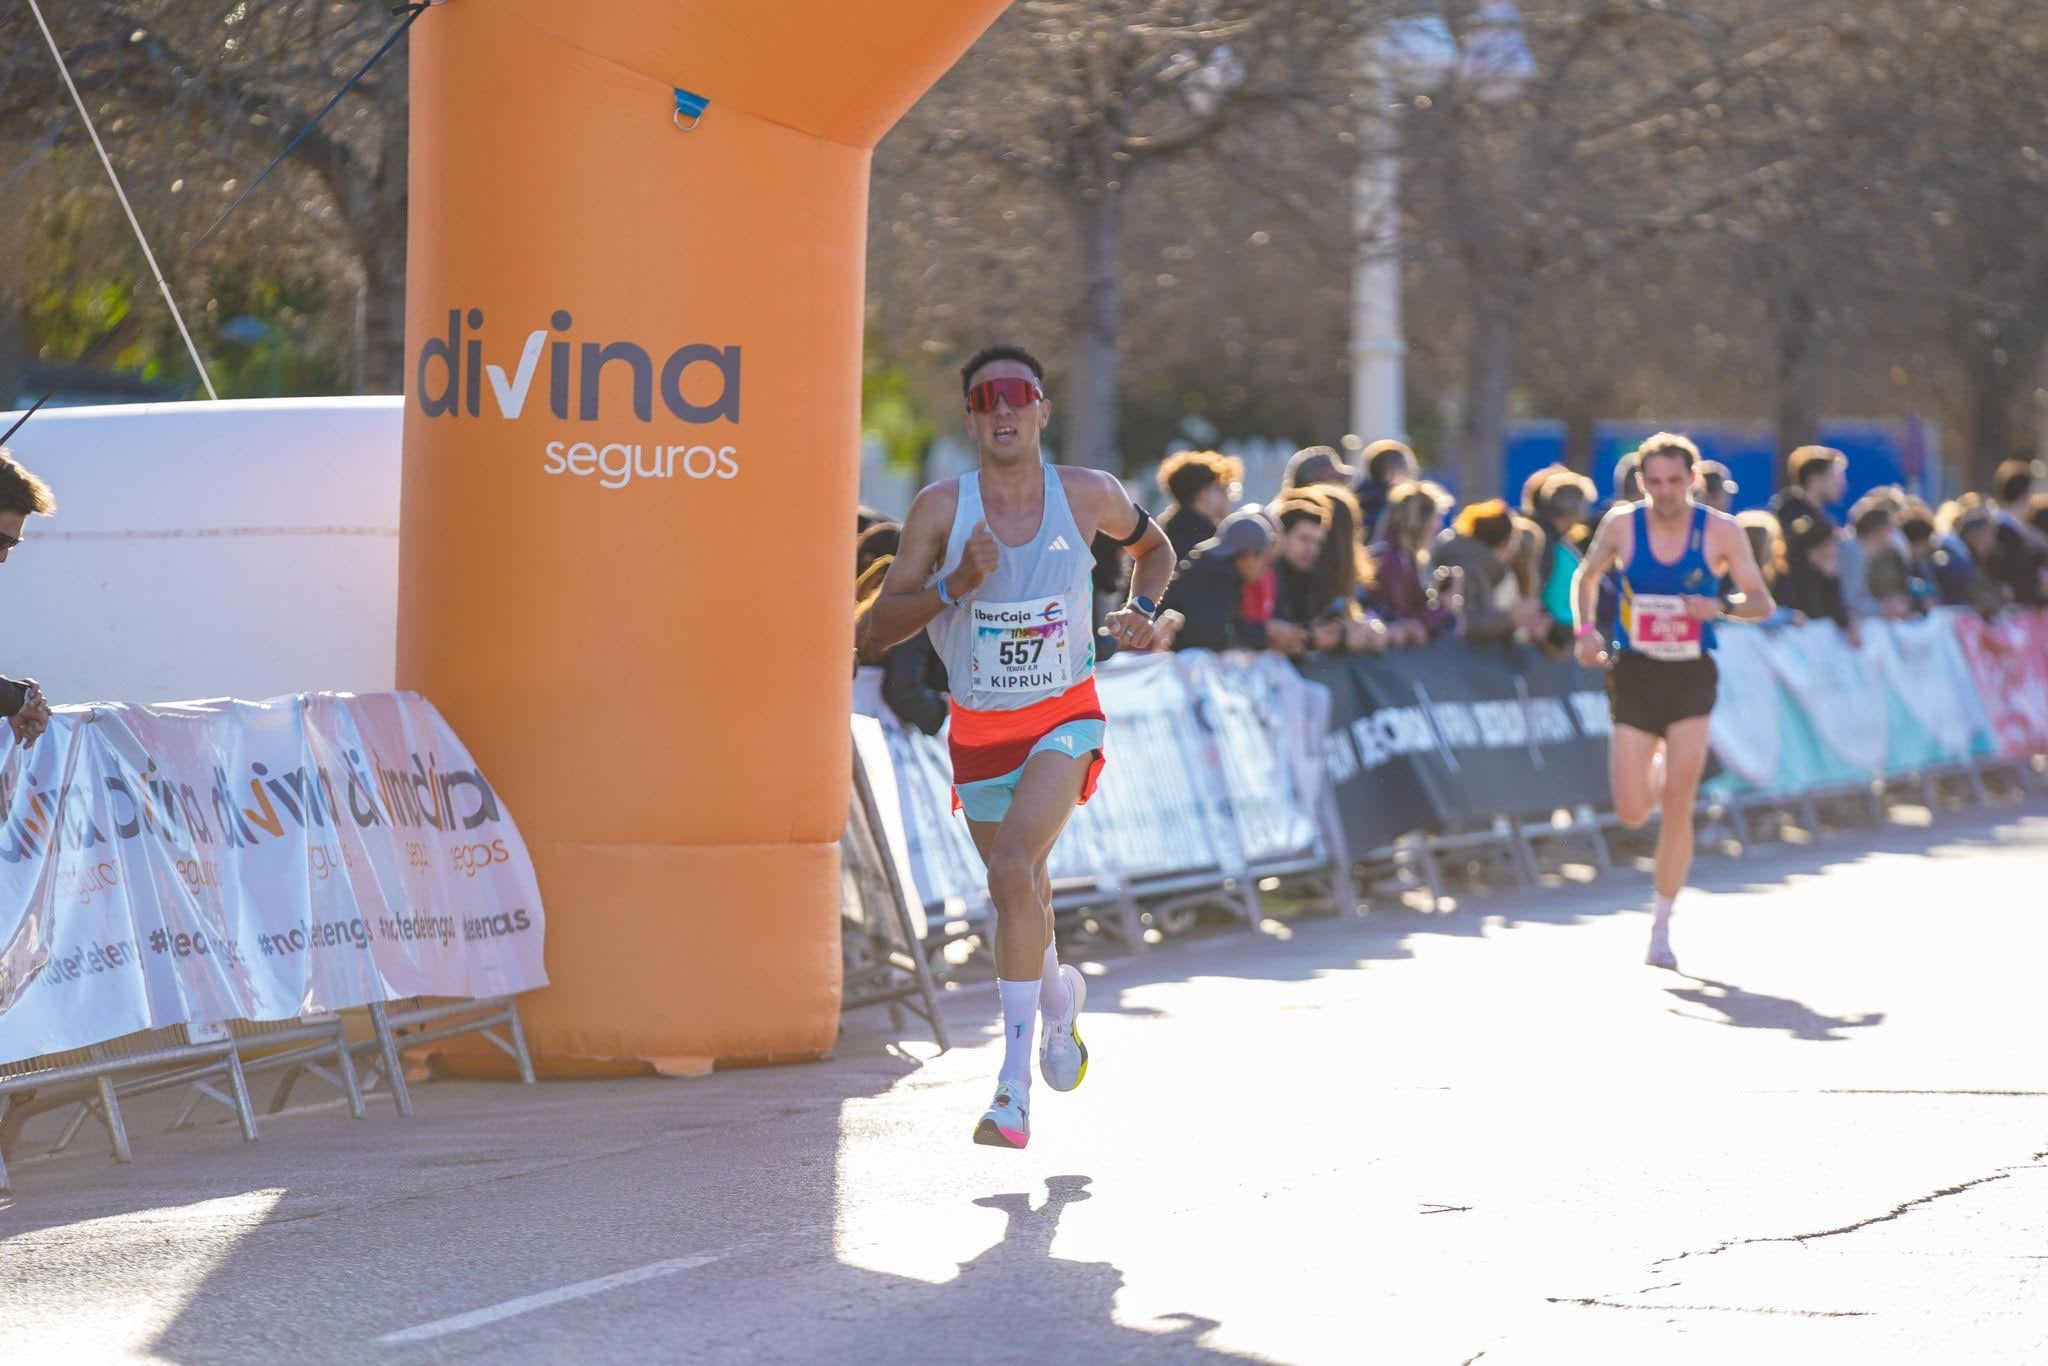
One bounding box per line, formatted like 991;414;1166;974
414;308;741;490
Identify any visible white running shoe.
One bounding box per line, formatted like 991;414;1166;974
973;1080;1030;1149
1646;935;1678;971
1038;964;1089;1092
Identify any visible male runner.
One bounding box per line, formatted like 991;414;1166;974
1572;433;1774;970
866;345;1174;1148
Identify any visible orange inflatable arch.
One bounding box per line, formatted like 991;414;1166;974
400;0;1008;1074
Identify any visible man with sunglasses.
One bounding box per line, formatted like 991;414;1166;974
0;449;55;748
866;345;1174;1149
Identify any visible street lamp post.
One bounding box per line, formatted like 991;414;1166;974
1348;5;1533;450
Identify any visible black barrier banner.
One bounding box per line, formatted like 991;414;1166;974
1304;644;1614;850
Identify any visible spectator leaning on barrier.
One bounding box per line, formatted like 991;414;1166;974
1294;484;1392;653
1506;513;1567;652
1353;438;1418;541
0;449;55;747
1770;444;1847;543
1532;469;1595;644
1155;448;1245;561
1366;479;1458;643
1776;510;1852;636
1428;499;1550;644
1159;508;1277;653
1266;496;1332;657
1936;499;2005;615
1734;509;1805;626
1842;494;1914;622
1898;504;1953;612
1987;459;2048;606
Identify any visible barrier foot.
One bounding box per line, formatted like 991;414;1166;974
1319;788;1364;917
96;1074;133;1164
1115;883;1148;953
1237;873;1263;931
223;1047;258;1142
1407;834;1445;912
505;1003;537;1086
1966;762;1991;806
369;1003;415;1118
1579;806;1615;877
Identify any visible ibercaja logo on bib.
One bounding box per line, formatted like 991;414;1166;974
413;308;740;490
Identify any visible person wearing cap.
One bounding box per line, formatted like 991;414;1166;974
1158;507;1279;652
1280;444;1356;496
1694;461;1738;514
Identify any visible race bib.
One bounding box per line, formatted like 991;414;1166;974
968;597;1075;694
1626;593;1702;661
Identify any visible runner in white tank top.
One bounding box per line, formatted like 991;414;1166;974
863;345;1177;1149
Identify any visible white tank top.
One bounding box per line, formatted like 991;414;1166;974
927;465;1097;712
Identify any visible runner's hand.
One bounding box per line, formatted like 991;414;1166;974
10;684;48;749
1100;605;1159;650
1573;632;1608;669
945;520;999;600
1681;595;1723;622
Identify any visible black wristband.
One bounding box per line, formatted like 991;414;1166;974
0;679;27;719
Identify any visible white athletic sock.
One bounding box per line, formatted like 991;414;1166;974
997;978;1038;1087
1650;894;1675;947
1039;938;1070;1018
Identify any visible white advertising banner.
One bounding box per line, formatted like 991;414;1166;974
0;693;547;1065
1759;622;1890;775
1865;611;1992;760
1707;627;1786;788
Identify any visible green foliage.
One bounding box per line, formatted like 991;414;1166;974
862;337;937;476
19;199;345;399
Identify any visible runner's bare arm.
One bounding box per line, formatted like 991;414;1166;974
1071;468;1175;649
865;484;960;653
1572;509;1626;635
1710;511;1776;620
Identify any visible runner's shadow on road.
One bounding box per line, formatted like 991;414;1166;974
1665;975;1887;1042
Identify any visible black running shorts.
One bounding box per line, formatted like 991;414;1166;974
1606;651;1719;737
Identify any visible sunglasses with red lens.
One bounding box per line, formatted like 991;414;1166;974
965;377;1044;413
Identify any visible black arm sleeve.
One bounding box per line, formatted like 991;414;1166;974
1111;500;1155;548
0;678;29;719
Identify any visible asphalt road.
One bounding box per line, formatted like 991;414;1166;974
4;804;2045;1364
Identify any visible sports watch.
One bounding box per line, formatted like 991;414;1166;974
1129;595;1159;619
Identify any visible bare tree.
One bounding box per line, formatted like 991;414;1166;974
900;0;1354;470
0;1;411;391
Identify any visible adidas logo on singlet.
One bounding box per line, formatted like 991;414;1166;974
1047;535;1072;552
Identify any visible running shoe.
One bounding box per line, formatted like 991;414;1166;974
1646;939;1679;971
973;1080;1030;1149
1038;963;1089;1092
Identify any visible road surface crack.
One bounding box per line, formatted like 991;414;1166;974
1650;1170;2014;1269
1547;1296;1870;1318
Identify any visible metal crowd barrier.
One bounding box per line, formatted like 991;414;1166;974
0;995;534;1190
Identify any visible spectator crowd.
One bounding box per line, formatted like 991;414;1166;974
852;434;2048;737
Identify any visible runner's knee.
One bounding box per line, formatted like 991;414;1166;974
1615;795;1654;829
985;843;1039;903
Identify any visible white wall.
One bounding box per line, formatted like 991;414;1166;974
0;397;402;705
